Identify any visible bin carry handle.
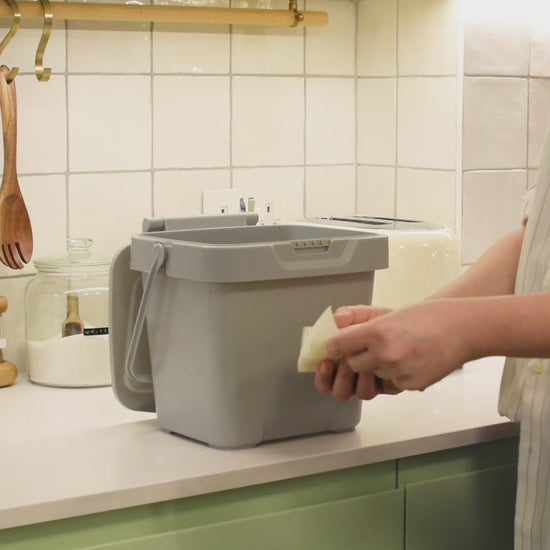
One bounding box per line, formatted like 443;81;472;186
125;243;165;385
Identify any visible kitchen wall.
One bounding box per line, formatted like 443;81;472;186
0;0;548;372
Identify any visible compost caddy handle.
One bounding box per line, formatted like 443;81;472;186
125;242;165;384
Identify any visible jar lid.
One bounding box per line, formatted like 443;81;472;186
33;238;112;273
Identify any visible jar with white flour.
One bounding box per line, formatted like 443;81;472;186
25;238;111;387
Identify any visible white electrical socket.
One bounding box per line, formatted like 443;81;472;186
202;188;285;225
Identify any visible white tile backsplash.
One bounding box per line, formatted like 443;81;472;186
528;79;550;168
462;170;526;264
305;0;355;76
232;0;304;75
396;167;456;230
463;17;530;76
357;0;397;77
153;169;230;217
463;77;528;170
398;0;458;76
305;77;355;165
153;75;230;168
232;76;304;166
153;23;230;74
397;77;457;169
305;165;355;217
0;21;66;75
356;165;396;217
530;17;550;77
68;75;152;172
68;172;152;255
15;75;67;174
357;78;396;166
68;22;151;73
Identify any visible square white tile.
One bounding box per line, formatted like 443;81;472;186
357;78;396;166
357;0;397;77
153;23;230;74
398;0;458;76
306;77;354;165
13;75;67;174
396;167;456;231
68;76;152;172
304;165;355;217
233;166;305;222
232;0;304;75
0;20;66;75
463;16;529;76
68;21;151;73
68;172;152;255
305;0;355;76
232;76;304;166
528;78;550;168
0;174;67;277
462;77;527;170
397;77;457;170
154;169;230;217
357;165;396;217
153;75;230;169
461;169;526;264
531;15;550;77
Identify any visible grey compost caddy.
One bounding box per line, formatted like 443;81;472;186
110;214;388;449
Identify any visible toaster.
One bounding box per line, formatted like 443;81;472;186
304;216;460;309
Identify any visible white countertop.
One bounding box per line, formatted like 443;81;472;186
1;356;518;530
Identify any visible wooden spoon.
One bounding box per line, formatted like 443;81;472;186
0;65;33;269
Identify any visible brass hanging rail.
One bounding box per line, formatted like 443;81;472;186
0;1;328;27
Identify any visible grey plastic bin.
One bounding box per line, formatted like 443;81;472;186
110;215;388;449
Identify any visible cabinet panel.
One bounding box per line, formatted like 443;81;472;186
87;489;405;550
405;463;517;550
398;437;519;486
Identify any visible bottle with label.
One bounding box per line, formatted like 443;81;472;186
61;294;84;338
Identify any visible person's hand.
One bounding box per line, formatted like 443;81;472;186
325;300;469;393
314;305;401;401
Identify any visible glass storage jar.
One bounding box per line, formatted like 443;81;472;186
25;238;112;387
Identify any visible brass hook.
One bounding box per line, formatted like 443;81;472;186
35;0;53;81
288;0;304;27
0;0;21;82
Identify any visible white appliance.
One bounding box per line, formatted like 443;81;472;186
303;216;460;309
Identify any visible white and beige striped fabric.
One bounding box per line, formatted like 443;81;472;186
499;130;550;550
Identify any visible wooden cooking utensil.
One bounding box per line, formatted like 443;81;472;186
0;65;33;269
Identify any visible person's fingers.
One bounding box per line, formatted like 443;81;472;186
341;347;384;375
333;305;390;328
354;372;379;400
331;360;358;401
314;360;336;394
380;378;402;395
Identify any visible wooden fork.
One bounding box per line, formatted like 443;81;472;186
0;65;33;269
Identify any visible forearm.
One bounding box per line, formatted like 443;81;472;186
430;226;525;300
440;292;550;361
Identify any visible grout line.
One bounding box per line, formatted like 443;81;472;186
394;0;399;219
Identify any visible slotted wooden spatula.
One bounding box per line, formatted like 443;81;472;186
0;65;33;269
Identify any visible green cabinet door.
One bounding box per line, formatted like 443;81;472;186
405;463;517;550
87;488;405;550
